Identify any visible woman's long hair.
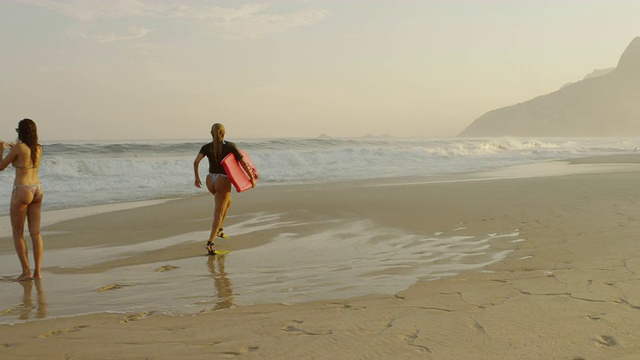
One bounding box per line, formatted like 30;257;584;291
210;123;226;163
17;118;40;167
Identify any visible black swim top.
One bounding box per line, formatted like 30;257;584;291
199;140;243;174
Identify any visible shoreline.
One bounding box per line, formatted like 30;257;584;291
2;155;640;312
3;154;640;358
4;153;640;238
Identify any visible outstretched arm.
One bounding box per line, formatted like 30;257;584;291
193;153;205;188
0;141;16;171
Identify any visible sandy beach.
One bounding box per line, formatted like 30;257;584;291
3;155;640;359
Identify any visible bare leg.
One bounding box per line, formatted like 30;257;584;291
27;192;44;279
10;188;33;281
208;177;232;244
220;196;232;230
206;175;230;238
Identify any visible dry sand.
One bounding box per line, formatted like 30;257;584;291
3;155;640;359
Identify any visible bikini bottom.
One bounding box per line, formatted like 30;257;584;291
13;184;42;197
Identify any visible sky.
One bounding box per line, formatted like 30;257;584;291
1;0;639;141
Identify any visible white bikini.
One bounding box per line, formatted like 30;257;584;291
208;173;228;184
12;163;42;197
13;184;42;197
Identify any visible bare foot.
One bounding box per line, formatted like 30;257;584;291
17;272;33;282
32;272;42;279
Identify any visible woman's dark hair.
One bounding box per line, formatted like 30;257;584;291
17;118;40;167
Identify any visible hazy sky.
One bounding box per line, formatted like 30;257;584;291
1;0;638;141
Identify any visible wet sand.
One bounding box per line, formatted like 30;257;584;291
2;155;640;359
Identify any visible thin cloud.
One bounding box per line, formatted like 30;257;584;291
66;26;152;43
14;0;186;20
212;8;331;39
14;0;330;39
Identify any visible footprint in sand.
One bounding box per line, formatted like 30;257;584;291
406;329;432;354
219;346;260;356
588;314;605;321
594;335;617;347
38;325;88;338
283;322;333;336
96;284;132;293
330;302;355;310
120;311;154;324
155;265;179;272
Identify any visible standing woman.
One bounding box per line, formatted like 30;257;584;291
194;123;255;255
0;119;44;281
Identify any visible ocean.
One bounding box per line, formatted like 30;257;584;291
1;136;638;214
1;136;640;324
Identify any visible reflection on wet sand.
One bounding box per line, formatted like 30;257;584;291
19;279;47;320
207;256;233;310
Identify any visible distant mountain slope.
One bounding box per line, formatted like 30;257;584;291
459;37;640;137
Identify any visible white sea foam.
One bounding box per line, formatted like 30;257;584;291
0;213;524;324
0;137;638;214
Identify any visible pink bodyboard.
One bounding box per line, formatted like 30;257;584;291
222;150;258;193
